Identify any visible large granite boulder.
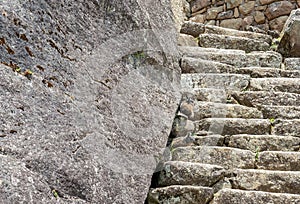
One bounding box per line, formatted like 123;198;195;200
0;0;181;203
278;9;300;57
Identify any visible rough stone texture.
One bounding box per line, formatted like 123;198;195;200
191;88;228;103
207;6;224;20
285;58;300;70
273;119;300;136
198;34;270;52
257;151;300;171
157;161;225;186
181;57;235;73
196;118;271;135
239;1;255;16
246;51;282;68
231;169;300;194
147;185;214;204
172;146;256;169
227;135;300;152
191;0;211;13
232;91;300;107
181;73;250;91
278;9;300;57
220;18;243;30
171;0;190;31
217;10;234;20
260;105;300;119
254;11;266;24
0;1;181;203
212;189;300;204
193;102;263;120
269;15;289;32
170;135;224;148
180;21;205;37
265;1;294;21
189;14;206;23
234;67;300;78
249;78;300;94
178;34;198;46
226;0;243;9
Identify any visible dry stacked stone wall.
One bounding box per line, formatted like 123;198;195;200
184;0;299;32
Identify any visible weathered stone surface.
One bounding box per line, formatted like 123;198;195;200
243;16;255;27
246;51;282;68
226;0;243;9
231;169;300;194
157;161;225;186
239;1;255;16
207;6;224;20
204;25;272;44
234;7;239;18
0;1;180;203
178;34;198;46
273;119;300;136
171;135;224;148
269;15;289;32
232;91;300;107
259;0;277;5
196;118;271;135
254;11;266;24
285;58;300;70
171;116;195;137
193;102;263;120
172;0;190;31
172;146;255;169
278;9;300;57
212;189;300;204
191;0;211;13
260;105;300;119
234;67;300;78
181;73;250;91
180;21;205;37
181;57;235;73
217;10;234;20
198;34;270;52
147;185;214;204
190;88;228;103
226;135;300;151
189;14;206;23
257;151;300;171
265;1;294;21
249;78;300;94
220;18;243;30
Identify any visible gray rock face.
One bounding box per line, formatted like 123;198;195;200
0;1;181;203
278;9;300;57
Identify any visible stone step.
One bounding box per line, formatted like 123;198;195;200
249;78;300;94
199;34;270;52
260;105;300;119
172;146;255;169
284;58;300;70
234;67;300;78
180;22;272;44
147;185;214;204
181;57;234;74
156;161;225;187
189;88;228;103
181;73;250;91
226;135;300;152
211;189;300;204
194;102;263;120
179;46;282;68
171;135;224;149
195;118;271;136
230;169;300;194
231;91;300;107
257;151;300;171
273;119;300;137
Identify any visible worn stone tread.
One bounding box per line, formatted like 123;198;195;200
257;151;300;171
189;88;228;103
212;189;300;204
171;135;224;148
194;102;263;120
226;134;300;152
199;33;270;52
260;105;300;119
273;119;300;137
172;146;255;169
249;78;300;94
231;91;300;107
147;185;214;204
157;161;225;187
196;118;271;135
181;73;250;91
234;67;300;78
231;169;300;194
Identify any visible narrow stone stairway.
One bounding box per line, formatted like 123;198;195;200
146;23;300;204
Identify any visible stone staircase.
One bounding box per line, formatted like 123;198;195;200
146;23;300;204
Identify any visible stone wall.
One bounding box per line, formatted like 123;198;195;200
184;0;299;32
